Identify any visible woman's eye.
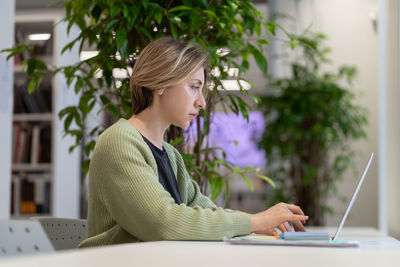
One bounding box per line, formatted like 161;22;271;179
192;86;200;90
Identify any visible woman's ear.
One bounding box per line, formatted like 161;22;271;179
156;89;165;95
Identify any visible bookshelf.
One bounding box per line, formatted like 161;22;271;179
9;11;81;219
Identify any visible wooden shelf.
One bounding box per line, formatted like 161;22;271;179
13;113;53;122
12;163;52;172
11;213;51;219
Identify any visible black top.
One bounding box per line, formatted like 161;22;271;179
141;135;183;205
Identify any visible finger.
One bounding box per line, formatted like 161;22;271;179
292;220;306;232
284;222;292;232
278;224;286;233
265;228;277;236
286;214;309;222
287;204;305;216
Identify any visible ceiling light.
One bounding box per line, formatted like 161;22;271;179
28;33;51;41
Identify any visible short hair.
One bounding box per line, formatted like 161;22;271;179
129;36;209;115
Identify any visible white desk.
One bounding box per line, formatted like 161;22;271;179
1;227;400;267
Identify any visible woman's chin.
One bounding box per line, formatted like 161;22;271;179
172;121;190;129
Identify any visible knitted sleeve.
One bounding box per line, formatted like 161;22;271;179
94;126;252;241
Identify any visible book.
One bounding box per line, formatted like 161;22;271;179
16;82;40;113
20;178;36;214
43;180;51;214
30;125;40;165
17;129;27;164
13;124;22;163
21;125;32;163
39;125;51;163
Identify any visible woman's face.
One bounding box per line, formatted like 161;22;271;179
158;66;206;128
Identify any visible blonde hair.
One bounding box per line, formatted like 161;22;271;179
130;36;209;114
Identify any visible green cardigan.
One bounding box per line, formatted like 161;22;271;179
79;118;252;247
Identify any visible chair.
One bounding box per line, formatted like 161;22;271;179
31;217;87;251
0;219;54;258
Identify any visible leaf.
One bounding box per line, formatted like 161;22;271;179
84;140;96;157
141;0;148;9
240;173;254;191
27;76;43;94
62;40;76;54
203;10;217;19
264;22;277;35
64;114;74;131
154;12;162;24
26;58;36;75
119;41;129;59
249;45;267;74
111;6;120;17
74;76;83;94
257;39;270;46
223;180;230;206
255;174;276;188
91;4;102;21
115;29;128;58
68;144;78;153
115;29;127;50
82;159;91;179
138;26;153;41
168;5;192;13
289;39;298;49
209;178;223;201
171;136;184;146
105;19;118;32
100;95;111;105
169;22;178;39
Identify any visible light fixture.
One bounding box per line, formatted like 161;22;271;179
220;80;251;91
112;67;133;79
216;47;230;57
80;51;99;61
211;67;239;77
211;80;251;91
28;33;51;41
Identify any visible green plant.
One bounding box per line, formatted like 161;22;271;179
3;0;306;204
258;33;368;225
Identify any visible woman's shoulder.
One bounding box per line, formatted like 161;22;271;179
95;118;146;153
99;118;140;141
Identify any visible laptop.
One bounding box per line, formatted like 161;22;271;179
224;152;375;248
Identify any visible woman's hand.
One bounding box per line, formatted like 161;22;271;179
249;202;308;235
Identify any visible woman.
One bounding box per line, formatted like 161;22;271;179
79;36;308;247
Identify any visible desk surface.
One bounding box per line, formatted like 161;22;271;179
1;227;400;267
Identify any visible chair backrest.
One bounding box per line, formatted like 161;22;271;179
30;217;87;251
0;219;54;258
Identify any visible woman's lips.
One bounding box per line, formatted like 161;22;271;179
189;113;198;120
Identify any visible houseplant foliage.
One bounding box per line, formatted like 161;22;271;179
258;33;368;225
2;0;303;203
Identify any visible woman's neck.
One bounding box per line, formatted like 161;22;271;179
128;107;169;150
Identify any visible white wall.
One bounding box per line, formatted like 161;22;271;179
382;0;400;239
269;0;379;229
14;10;82;218
0;0;15;219
53;14;81;218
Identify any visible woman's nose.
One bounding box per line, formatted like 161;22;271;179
195;91;206;109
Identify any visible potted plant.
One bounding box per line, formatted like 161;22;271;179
258;33;368;225
4;0;306;205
